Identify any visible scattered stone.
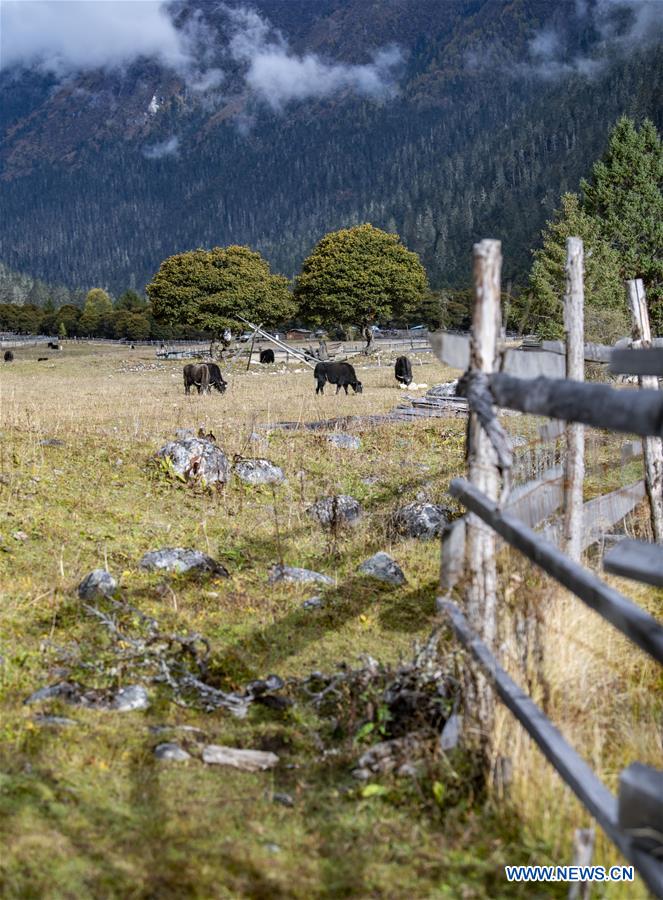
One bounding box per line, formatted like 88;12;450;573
111;685;150;712
352;732;428;779
307;495;362;528
234;458;285;486
40;438;65;447
154;742;191;761
138;548;229;577
149;724;205;736
440;713;463;752
33;714;78;727
427;380;458;398
268;564;333;586
273;792;294;807
157;437;230;486
326;434;361;450
78;569;117;600
357;552;406;585
202;745;279;771
24;682;77;705
302;595;324;610
391;503;452;540
12;531;28;542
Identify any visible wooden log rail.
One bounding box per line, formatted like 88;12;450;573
475;373;663;438
438;597;663;899
448;477;663;665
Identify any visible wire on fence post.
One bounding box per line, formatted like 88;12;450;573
466;238;502;741
563;237;585;562
626;279;663;543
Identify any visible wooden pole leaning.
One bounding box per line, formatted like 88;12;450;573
626;279;663;543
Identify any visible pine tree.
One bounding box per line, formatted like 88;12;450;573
582;117;663;330
519;193;627;342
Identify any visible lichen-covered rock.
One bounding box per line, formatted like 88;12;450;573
138;548;229;577
327;434;361;450
202;745;279;771
111;685;150;712
391;503;452;540
157;437;230;486
268;564;333;586
358;552;406;585
307;495;362;528
302;596;324;610
78;569;117;600
427;381;458;398
234;458;285;485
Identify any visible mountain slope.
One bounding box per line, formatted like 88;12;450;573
0;0;661;295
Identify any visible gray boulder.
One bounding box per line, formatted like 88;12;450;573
139;548;229;577
392;503;452;540
78;569;117;600
269;564;333;586
234;458;285;485
327;434;361;450
427;381;458;398
302;595;324;610
307;495;362;528
157;437;230;486
154;742;191;761
358;552;406;585
202;745;279;771
111;685;150;712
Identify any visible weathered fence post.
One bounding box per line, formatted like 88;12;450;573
466;239;502;738
626;279;663;543
563;238;585;562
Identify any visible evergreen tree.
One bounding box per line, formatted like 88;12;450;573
147;245;294;336
582;117;663;330
294;224;428;332
518;193;628;342
58;321;67;339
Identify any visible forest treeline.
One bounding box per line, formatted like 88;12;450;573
1;116;660;343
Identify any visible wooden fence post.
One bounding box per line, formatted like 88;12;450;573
563;238;585;562
626;279;663;543
466;239;502;738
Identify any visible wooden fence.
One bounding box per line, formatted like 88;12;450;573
435;240;663;898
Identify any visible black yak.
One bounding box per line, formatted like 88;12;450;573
314;361;363;395
206;362;227;393
260;349;275;364
395;355;413;386
183;363;210;395
4;350;13;362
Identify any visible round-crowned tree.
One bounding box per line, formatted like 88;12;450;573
146;245;295;336
294;224;428;334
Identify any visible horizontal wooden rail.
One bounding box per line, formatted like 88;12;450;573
485;373;663;438
448;478;663;664
604;539;663;588
438;597;663;898
610;348;663;377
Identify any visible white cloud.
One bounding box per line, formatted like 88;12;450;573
143;134;179;158
225;5;403;111
0;0;187;74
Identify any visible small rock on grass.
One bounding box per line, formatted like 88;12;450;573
111;685;150;712
358;552;406;585
302;596;324;610
202;745;279;771
307;495;362;528
273;792;294;807
233;458;285;485
78;569;117;600
157;437;230;486
139;548;229;577
391;503;452;540
269;564;333;586
326;434;361;450
154;742;191;761
33;714;79;728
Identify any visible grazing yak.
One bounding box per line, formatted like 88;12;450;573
183;363;210;395
183;363;227;395
394;355;413;386
314;361;363;395
206;362;227;393
260;348;275;364
4;350;13;362
38;357;49;362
